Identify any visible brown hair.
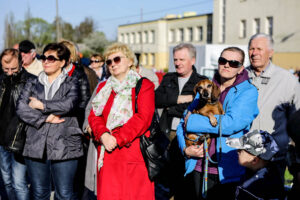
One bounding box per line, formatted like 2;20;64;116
0;48;21;66
220;47;245;65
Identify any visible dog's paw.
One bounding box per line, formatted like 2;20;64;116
210;118;218;127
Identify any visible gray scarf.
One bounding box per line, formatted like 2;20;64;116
38;69;68;100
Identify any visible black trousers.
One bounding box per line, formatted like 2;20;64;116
184;171;238;200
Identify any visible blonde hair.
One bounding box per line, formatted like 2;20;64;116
104;43;135;68
59;40;78;63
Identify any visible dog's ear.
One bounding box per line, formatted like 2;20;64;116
211;82;221;102
193;83;200;97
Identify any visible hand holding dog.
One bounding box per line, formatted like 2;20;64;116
185;144;204;158
101;132;117;152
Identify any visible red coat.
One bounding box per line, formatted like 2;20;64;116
88;79;155;200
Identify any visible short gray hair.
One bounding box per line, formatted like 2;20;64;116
248;33;274;50
173;43;196;59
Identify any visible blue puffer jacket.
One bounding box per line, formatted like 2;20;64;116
177;80;259;184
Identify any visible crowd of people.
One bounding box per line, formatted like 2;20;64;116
0;33;299;200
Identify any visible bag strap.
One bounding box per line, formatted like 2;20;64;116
135;77;147;113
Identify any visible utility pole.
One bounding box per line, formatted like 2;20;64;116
56;0;61;42
140;8;143;64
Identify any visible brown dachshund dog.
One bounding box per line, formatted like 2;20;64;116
185;79;224;147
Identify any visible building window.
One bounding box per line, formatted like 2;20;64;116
254;18;260;34
187;27;193;42
137;32;141;44
125;33;129;43
151;53;155;66
178;28;184;42
143;31;148;43
266;17;273;36
197;26;203;41
207;23;212;44
149;30;155;44
240;20;246;38
144;53;148;65
130;33;134;44
169;29;175;42
132;32;136;44
120;34;124;42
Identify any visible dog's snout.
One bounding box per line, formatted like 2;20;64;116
203;90;209;97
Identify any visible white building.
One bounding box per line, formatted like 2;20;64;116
118;12;213;70
213;0;300;69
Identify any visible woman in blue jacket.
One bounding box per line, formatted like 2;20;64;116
177;47;259;199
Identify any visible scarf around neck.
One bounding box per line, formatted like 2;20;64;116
91;70;141;130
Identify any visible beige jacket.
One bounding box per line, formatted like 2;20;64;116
24;58;43;76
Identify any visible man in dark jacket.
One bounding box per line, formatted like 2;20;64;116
0;48;35;200
155;43;207;199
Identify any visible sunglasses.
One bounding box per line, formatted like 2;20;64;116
218;57;242;68
40;55;60;63
90;59;102;63
105;56;125;66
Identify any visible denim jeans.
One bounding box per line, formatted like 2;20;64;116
0;146;29;200
25;158;78;200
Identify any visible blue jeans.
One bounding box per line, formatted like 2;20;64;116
25;158;78;200
0;146;29;200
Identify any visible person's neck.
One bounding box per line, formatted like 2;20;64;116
220;77;236;92
253;62;270;76
65;63;73;71
180;70;193;78
23;59;34;68
115;70;130;82
47;70;62;84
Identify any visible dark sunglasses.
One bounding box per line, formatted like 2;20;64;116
105;56;125;66
218;57;242;68
90;59;102;63
40;55;60;63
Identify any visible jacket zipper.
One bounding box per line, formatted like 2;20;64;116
11;124;21;148
0;87;5;107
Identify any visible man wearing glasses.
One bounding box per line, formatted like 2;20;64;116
19;40;43;76
0;48;35;200
246;33;300;184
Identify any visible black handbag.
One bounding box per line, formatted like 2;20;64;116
135;77;170;181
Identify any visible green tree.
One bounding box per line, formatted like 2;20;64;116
22;18;54;51
74;17;95;43
83;31;110;53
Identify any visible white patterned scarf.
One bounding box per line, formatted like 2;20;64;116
91;70;141;170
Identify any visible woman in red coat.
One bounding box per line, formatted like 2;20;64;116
88;43;155;200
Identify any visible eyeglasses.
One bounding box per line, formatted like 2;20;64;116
90;59;102;63
105;56;125;66
40;55;60;63
218;57;242;68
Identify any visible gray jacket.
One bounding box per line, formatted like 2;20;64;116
82;83;99;194
16;75;83;160
246;62;300;160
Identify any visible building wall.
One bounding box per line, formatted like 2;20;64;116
213;0;300;69
118;14;212;70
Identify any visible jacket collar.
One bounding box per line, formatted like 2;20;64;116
247;61;274;79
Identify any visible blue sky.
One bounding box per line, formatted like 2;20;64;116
0;0;213;50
